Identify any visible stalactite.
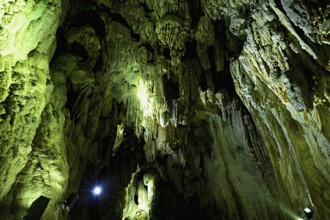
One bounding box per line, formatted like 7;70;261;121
1;0;330;219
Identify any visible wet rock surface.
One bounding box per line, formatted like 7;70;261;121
0;0;329;219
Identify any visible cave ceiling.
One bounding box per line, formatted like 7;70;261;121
0;0;329;219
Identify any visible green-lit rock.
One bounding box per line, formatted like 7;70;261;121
0;0;329;219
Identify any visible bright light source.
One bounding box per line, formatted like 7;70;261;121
93;186;102;196
297;218;303;220
303;207;313;219
304;208;311;213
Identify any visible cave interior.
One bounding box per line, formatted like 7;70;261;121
0;0;330;219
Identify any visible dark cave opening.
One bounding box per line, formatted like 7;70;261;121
183;40;198;60
74;10;106;38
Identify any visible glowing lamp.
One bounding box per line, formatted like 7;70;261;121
304;207;313;219
93;186;102;196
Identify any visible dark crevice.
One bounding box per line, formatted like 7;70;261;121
52;27;67;60
93;53;103;72
139;2;153;15
184;195;203;219
65;85;75;112
188;0;203;29
199;71;208;91
140;43;155;63
52;27;90;62
207;47;219;91
164;75;180;100
224;30;245;59
68;42;89;61
183;40;197;60
109;12;130;30
163;48;171;60
214;18;245;60
140;43;154;54
206;43;236;95
134;194;138;205
74;10;106;38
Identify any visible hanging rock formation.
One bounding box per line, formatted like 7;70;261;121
0;0;329;219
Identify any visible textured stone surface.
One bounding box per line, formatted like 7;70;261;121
0;0;64;218
0;0;329;219
230;2;330;218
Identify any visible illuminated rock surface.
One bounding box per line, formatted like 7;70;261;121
0;0;329;219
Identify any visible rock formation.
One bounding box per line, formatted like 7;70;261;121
0;0;329;219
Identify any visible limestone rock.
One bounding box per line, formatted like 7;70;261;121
0;0;329;220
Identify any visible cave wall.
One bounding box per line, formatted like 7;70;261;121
0;0;329;219
0;0;67;219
